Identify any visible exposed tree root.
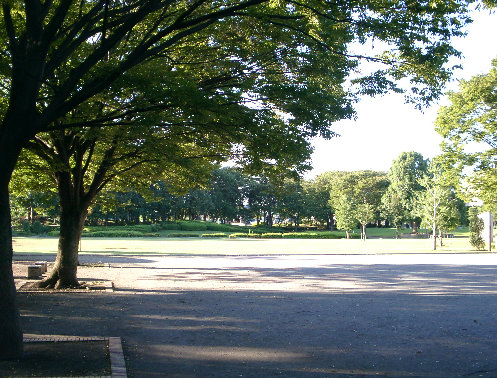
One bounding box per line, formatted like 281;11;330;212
34;271;81;290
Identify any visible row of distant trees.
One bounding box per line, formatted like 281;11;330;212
12;151;468;238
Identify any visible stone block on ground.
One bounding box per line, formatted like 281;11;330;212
27;265;42;279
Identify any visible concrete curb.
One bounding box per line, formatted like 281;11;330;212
23;334;127;377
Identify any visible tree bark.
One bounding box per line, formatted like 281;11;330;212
432;221;437;251
37;171;89;289
0;182;23;360
39;207;87;289
0;130;25;360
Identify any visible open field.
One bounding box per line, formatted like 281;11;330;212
13;235;480;256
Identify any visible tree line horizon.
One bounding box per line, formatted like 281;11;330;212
13;151;469;240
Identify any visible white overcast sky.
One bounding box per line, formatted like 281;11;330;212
307;7;497;178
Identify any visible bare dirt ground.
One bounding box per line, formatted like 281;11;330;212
10;252;497;377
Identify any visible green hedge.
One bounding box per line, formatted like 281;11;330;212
282;232;318;238
229;233;261;239
281;232;337;239
205;223;234;232
178;221;208;231
166;233;200;238
85;230;146;237
261;233;283;238
161;222;181;230
201;233;227;238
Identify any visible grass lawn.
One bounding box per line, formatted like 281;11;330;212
12;235;482;256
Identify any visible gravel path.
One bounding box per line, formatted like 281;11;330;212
13;253;497;377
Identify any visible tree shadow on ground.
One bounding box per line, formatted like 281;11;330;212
136;263;497;296
17;263;497;377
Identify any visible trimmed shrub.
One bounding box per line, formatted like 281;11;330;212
85;230;145;237
469;207;485;250
201;233;227;238
143;233;161;237
22;220;31;234
205;223;233;232
179;221;207;231
32;220;48;235
282;232;319;239
261;233;283;238
161;222;181;230
47;230;60;237
166;233;200;238
229;233;260;239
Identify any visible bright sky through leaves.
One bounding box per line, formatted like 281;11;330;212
308;7;497;177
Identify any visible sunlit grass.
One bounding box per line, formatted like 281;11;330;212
12;234;482;256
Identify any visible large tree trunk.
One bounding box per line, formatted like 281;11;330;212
0;130;25;360
38;170;89;289
0;182;23;360
39;207;87;289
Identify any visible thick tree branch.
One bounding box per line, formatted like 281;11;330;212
2;3;17;54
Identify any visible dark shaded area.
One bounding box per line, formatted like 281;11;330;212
0;341;109;377
17;263;497;377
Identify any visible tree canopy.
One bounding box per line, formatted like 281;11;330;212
381;151;429;231
0;0;477;360
436;59;497;212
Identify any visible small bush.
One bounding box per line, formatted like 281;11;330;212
161;222;181;230
261;233;283;238
201;233;227;238
205;223;233;232
143;233;161;237
22;220;31;234
86;230;145;237
179;221;207;231
47;230;60;237
282;232;319;239
469;207;486;250
229;233;260;239
32;220;48;235
166;233;200;238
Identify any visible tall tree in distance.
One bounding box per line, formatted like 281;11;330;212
382;152;429;233
414;163;460;250
0;0;476;360
436;59;497;213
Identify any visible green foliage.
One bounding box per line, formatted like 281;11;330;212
206;223;239;232
436;60;497;212
86;231;156;238
178;221;208;231
261;233;283;239
22;220;30;234
166;233;201;238
281;232;347;239
229;233;261;239
31;221;47;235
201;233;227;238
333;195;358;236
161;222;181;230
381;152;429;228
414;162;461;238
469;208;486;251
